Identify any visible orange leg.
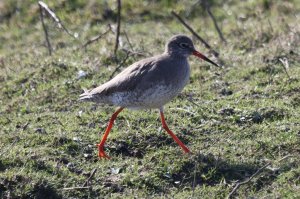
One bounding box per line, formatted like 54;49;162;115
97;107;124;159
159;109;190;153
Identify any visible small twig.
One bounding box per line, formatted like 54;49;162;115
192;159;198;197
114;0;121;55
123;30;134;52
187;95;201;107
171;11;219;57
121;48;148;57
169;107;197;116
82;168;97;187
38;1;76;38
62;186;91;191
109;51;130;79
39;3;52;55
81;25;112;49
227;155;294;199
267;18;274;32
227;163;271;198
0;58;4;68
278;57;291;79
0;138;19;157
203;1;226;43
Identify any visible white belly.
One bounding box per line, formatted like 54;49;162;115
109;84;187;109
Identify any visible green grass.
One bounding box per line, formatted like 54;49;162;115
0;0;300;198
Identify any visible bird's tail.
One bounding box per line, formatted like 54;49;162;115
79;87;111;104
79;88;93;101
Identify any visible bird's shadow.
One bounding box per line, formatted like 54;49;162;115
159;153;258;187
157;152;292;194
106;138;287;193
107;132;190;158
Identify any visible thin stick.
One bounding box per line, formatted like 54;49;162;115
192;159;198;197
38;1;76;38
204;1;226;43
114;0;121;55
0;138;18;157
171;11;219;57
82;168;97;187
81;25;112;49
227;155;294;199
278;57;291;79
39;3;52;55
124;30;134;52
121;48;148;57
187;95;201;107
227;163;271;198
267;18;274;32
62;186;91;191
109;51;130;79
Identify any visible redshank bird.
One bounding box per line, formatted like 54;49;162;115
80;34;219;158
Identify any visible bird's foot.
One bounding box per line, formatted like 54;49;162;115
184;149;191;153
182;146;191;153
97;144;110;159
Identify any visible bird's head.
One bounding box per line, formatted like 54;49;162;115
165;34;219;67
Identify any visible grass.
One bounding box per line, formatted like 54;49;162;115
0;0;300;198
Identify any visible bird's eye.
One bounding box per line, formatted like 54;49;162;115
179;43;189;49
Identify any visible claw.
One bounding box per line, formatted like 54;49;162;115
98;151;110;159
97;144;110;159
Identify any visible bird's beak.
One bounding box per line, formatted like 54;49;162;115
192;50;220;67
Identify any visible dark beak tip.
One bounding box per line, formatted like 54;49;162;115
214;63;222;68
193;50;220;68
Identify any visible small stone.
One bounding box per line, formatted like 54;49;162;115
77;70;87;79
111;167;121;174
72;137;82;142
219;108;235;116
78;110;83;116
220;88;233;96
252;111;263;123
35;128;47;134
83;153;92;159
